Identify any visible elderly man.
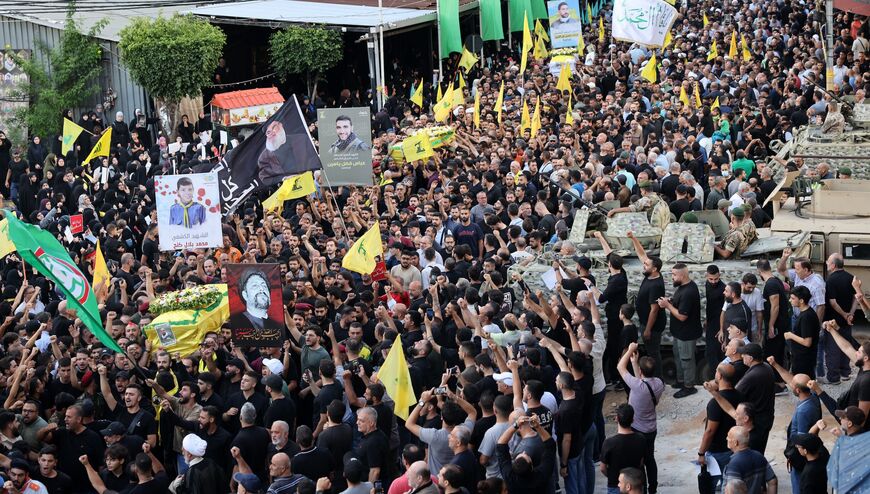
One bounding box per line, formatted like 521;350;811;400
170;434;224;494
721;427;777;494
406;461;439;494
265;452;305;494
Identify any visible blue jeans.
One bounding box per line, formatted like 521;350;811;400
581;424;597;494
791;468;801;494
592;390;606;461
565;453;583;494
9;182;17;202
607;488;621;494
708;450;732;492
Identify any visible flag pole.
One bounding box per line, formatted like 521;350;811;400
436;0;443;80
378;0;386;109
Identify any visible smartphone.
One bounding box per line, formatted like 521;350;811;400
448;366;460;375
373;481;383;494
426;308;434;319
434;386;448;395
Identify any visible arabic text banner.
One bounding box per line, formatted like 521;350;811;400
612;0;678;47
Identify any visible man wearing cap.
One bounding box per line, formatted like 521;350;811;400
833;405;866;435
170;434;224;494
100;421;145;462
838;167;852;179
232;471;262;494
714;209;749;259
791;433;828;494
607;181;670;229
734;343;777;454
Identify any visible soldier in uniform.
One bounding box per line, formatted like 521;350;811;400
607;180;671;229
714;208;749;259
737;204;758;244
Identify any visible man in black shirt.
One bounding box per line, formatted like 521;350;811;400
290;425;333;483
311;360;344;433
786;286;820;378
350;407;390;484
592;240;629;386
823;254;855;383
317;400;353;490
721;282;753;341
734;344;776;454
792;433;828;494
600;404;646;491
705;266;727;376
223;371;269;435
758;260;788;366
555;372;583;485
698;364;742;492
33;446;73;494
38;404;105;494
629;232;665;377
263;374;296;429
659;263;702;398
231;403;270;484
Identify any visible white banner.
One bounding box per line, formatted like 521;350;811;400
612;0;678;47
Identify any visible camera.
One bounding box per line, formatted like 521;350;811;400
346;360;360;374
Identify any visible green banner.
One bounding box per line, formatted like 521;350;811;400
480;0;504;41
439;0;462;58
531;0;547;19
508;0;532;32
5;213;121;353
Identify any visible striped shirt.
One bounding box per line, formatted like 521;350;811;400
723;449;776;494
788;270;826;310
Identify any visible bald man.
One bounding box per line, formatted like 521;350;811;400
722;427;777;494
266;452;305;493
406;460;438;494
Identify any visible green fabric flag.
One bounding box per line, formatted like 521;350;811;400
5;213;122;353
508;0;532;32
480;0;504;41
530;0;547;20
439;0;462;58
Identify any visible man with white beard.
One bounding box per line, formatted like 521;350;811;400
256;120;314;185
230;269;280;330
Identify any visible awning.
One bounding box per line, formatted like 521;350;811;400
211;87;285;109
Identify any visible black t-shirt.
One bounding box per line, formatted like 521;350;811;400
53;427;106;487
224;391;270;434
471;415;496;450
352;429;389;471
706;388;742;453
232;426;271;482
572;373;594;434
706;281;726;333
723;300;753;337
291;447;334;484
371;401;395;441
621;324;638;349
790;308;820;372
762;277;790;335
846;369;870;432
601;432;646;487
34;471;73;494
113;408;158;440
264;396;297;429
526;404;554;435
669;281;702;340
126;472;170;494
825;270;855;326
736;363;776;430
799;451;829;494
317;422;354;476
313;382;344;425
101;469;133;493
555;397;583;459
636;275;666;332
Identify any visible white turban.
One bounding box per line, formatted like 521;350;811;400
182;434;207;457
263;358;284;375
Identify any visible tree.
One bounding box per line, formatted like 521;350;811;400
269;25;343;99
11;3;107;139
119;15;225;137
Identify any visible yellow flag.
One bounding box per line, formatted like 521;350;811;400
729;31;738;59
495;81;505;124
377;337;417;420
434;83;455;122
711;96;720;111
521;98;531;134
663;30;673;50
83;127;112;164
62;118;85;156
641;53;657;83
707;40;718;61
93;238;110;293
144;285;229;358
598;17;605;43
453;73;465;106
534;19;550;42
565;93;575;125
474;89;481;128
694;83;702;107
342;223;383;274
703;13;709;27
679;85;691;107
556;63;571;92
530;98;541;137
459;47;479;72
263;172;316;213
533;36;548;60
0;219;15;259
578;31;586;56
410;79;424;107
741;34;751;62
521;14;532;73
586;2;593;23
402;132;435;162
437;82;443;102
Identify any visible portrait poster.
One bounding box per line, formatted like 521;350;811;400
154;173;223;251
0;49;30;136
548;0;582;49
214;95;322;214
317;107;372;186
226;263;283;347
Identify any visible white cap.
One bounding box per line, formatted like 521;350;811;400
263;358;284;375
493;372;514;386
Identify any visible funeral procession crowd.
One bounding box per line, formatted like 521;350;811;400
0;0;868;494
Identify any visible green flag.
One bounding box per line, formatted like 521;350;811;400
480;0;504;41
5;213;121;353
439;0;462;58
509;0;532;32
530;0;547;20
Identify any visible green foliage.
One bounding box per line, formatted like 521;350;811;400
269;25;343;94
11;4;107;138
119;14;225;102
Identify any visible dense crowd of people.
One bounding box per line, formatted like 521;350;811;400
0;0;868;494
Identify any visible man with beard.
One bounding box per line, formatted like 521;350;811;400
658;263;702;398
628;232;666;377
148;378;202;475
5;458;48;494
230;270;280;331
329;115;370;154
267;420;300;465
705;266;727;374
256;121;317;186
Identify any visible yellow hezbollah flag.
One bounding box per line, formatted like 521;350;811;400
521;98;531;134
598;17;604;43
679;85;691;107
641;53;657;83
144;285;229;358
565;93;575;125
474;89;481;128
534;19;549;42
729;31;738;59
459;47;479;72
530;97;541;137
707;40;718;61
62;118;85;156
663;30;673;49
453;73;465;106
342;223;383;274
556;63;571;92
434;83;455;122
377;337;417;420
83;127;112;164
93;239;110;294
263;172;316;213
741;34;751;62
586;2;593;23
436;82;443;102
410;79;424;107
694;83;702;107
703;12;709;27
0;219;15;259
495;81;505;124
533;35;548;60
711;96;720;111
577;30;586;56
521;14;532;73
402;132;435;162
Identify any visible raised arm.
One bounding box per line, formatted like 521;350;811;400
627;231;649;264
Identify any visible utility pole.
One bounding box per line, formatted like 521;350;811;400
825;0;834;91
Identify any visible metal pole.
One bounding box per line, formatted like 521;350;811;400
379;0;386;109
507;2;512;47
437;0;443;77
825;0;834;91
371;31;383;109
478;3;485;64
